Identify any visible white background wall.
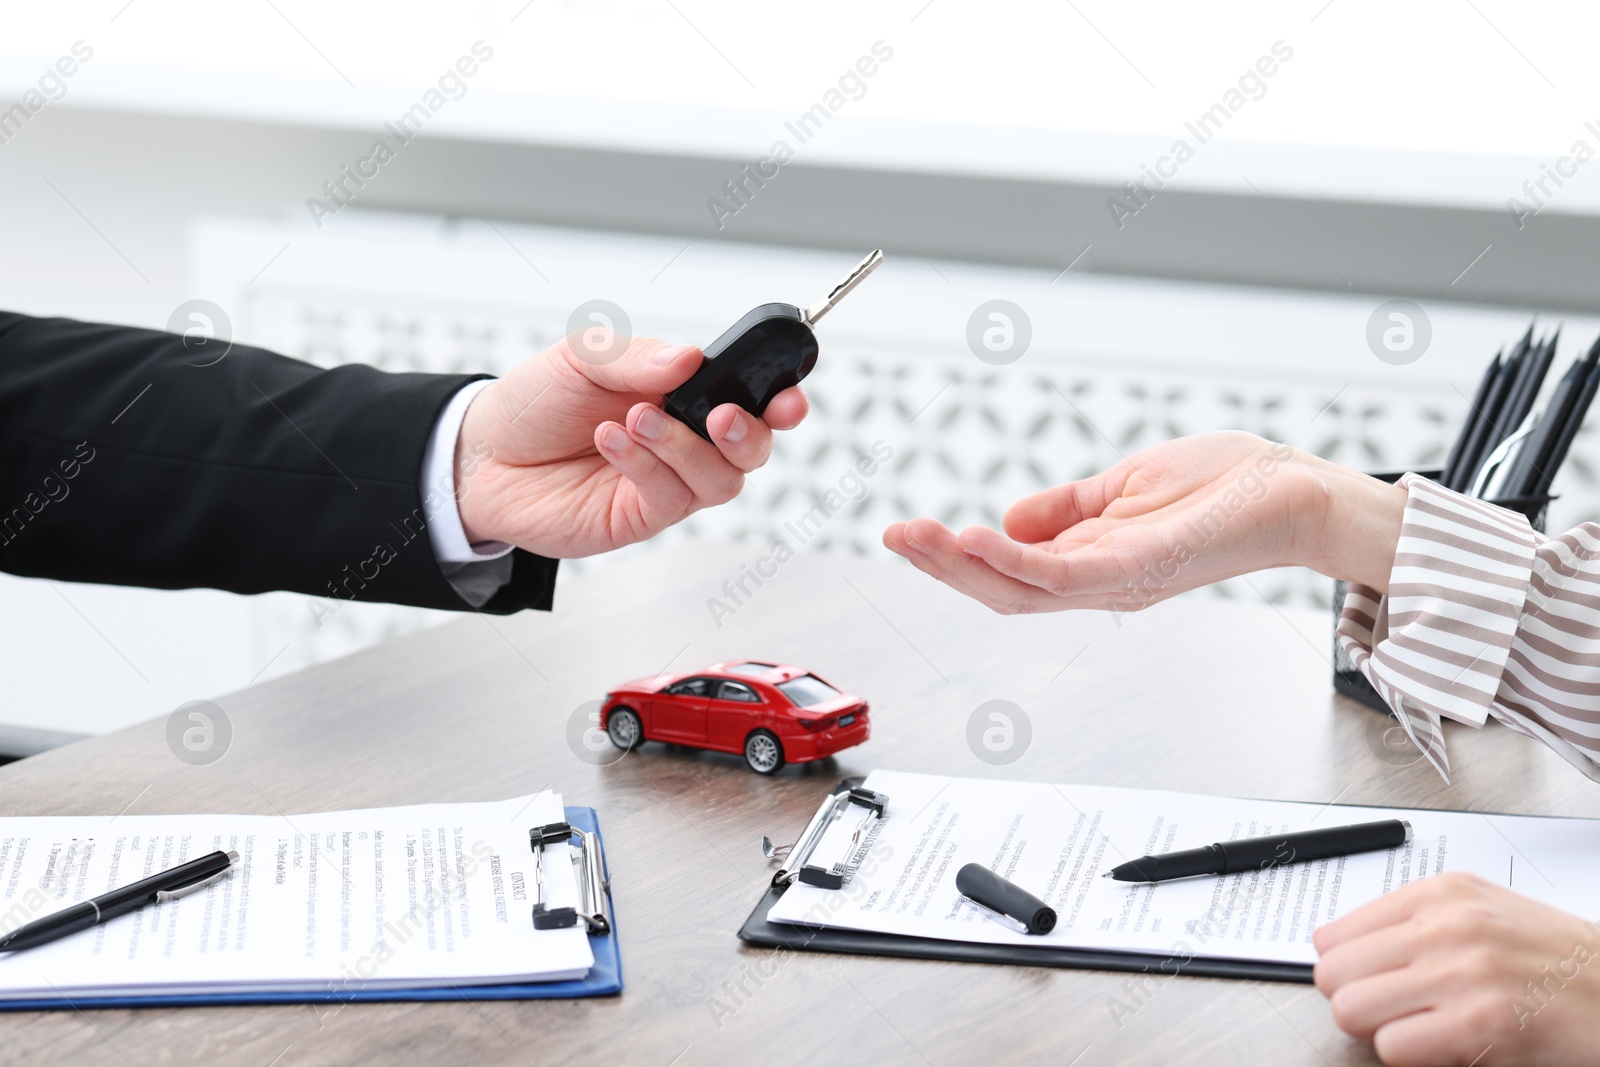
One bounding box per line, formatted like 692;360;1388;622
6;1;1600;207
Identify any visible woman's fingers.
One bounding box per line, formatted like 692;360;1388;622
1310;875;1559;1066
957;526;1139;599
1325;963;1446;1043
1314;923;1428;996
1315;877;1434;954
1002;462;1131;543
884;520;1165;613
1370;1008;1493;1067
884;519;1073;615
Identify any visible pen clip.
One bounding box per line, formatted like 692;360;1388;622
957;895;1030;936
1472;411;1539;498
155;867;232;903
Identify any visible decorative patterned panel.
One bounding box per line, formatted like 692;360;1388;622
194;217;1600;679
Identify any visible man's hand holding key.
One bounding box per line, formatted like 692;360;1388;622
452;334;807;560
452;251;883;559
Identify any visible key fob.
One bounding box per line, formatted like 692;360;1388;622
664;303;816;442
663;249;882;442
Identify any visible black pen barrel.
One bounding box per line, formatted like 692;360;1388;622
98;849;233;909
1217;820;1408;872
1442;353;1501;489
1113;844;1227;881
1504;359;1582;497
0;901;99;952
1109;820;1411;882
1499;332;1558;446
1534;363;1600;496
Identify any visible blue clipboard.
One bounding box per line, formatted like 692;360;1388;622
0;805;622;1011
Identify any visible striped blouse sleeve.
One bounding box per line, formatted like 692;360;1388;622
1337;472;1600;783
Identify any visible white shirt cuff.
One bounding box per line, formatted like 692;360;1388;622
421;379;515;564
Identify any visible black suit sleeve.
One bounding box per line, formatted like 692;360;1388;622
0;311;557;614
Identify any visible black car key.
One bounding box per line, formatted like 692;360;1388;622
664;249;883;441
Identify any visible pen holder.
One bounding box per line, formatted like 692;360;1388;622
1330;470;1552;714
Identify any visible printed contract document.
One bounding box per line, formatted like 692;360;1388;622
0;792;592;998
766;770;1600;966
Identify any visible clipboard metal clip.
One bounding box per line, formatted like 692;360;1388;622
766;786;888;890
529;822;613;935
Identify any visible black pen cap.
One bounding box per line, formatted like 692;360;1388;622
955;863;1057;935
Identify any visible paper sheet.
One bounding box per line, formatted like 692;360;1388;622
0;792;593;998
767;770;1600;966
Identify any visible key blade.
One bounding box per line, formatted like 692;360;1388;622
803;249;883;326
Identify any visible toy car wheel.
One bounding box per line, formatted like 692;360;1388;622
743;730;785;774
606;707;643;751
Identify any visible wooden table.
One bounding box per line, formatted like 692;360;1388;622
6;540;1597;1067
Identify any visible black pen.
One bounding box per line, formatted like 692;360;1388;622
1532;360;1600;498
1441;350;1501;491
0;849;239;952
1503;350;1586;497
1453;326;1531;492
1102;820;1410;883
1495;328;1559;462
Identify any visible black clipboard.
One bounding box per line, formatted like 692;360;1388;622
737;780;1313;984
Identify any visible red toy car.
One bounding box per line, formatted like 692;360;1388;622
600;661;869;774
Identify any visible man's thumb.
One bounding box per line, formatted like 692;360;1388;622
563;333;701;395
